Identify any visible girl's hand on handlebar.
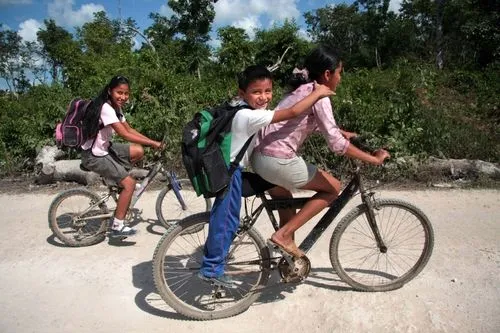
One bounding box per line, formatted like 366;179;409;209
373;149;390;165
151;140;163;150
341;130;358;140
312;81;336;98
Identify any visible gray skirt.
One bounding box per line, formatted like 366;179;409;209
250;152;317;190
80;142;132;186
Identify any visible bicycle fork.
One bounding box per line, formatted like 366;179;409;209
168;171;188;211
361;192;388;253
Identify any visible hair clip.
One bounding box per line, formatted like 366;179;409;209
292;67;309;80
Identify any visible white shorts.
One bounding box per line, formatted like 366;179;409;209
251;152;317;190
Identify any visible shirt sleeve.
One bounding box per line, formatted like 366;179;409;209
238;108;274;136
100;103;122;126
313;97;350;155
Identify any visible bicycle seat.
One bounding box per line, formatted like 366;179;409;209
241;172;275;197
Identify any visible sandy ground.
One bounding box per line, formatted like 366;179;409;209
0;187;499;333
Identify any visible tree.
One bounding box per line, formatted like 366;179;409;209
161;0;216;78
443;0;500;68
305;4;363;66
77;11;123;55
355;0;393;68
37;20;80;84
216;26;254;75
0;28;31;94
253;20;311;84
399;0;439;64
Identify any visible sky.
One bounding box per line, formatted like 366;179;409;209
0;0;403;47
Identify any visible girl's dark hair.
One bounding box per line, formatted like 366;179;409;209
84;75;130;137
288;45;341;91
237;65;272;91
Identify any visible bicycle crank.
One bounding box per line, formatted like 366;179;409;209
278;255;311;283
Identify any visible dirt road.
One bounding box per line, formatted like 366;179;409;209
0;187;498;333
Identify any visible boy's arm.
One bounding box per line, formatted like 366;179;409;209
271;83;334;124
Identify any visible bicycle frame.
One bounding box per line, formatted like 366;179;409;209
75;158;187;223
240;160;386;255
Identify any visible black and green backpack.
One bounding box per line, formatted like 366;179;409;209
181;102;254;198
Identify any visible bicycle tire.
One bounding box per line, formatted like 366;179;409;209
152;212;271;320
48;188;109;247
330;199;434;292
155;179;211;229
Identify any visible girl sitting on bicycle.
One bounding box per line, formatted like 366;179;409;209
251;45;390;257
80;75;162;238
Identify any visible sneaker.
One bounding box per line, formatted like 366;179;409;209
110;226;137;238
197;272;238;289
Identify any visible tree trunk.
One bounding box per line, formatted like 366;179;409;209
435;0;445;69
34;145;151;185
375;47;381;69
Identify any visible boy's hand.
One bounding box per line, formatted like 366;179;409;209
373;149;390;165
312;81;335;98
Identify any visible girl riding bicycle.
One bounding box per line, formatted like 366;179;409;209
251;45;390;257
80;75;162;238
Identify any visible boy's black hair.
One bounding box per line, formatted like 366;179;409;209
237;65;272;91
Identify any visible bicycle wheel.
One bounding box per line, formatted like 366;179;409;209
330;199;434;292
155;179;211;229
152;212;271;320
48;188;109;247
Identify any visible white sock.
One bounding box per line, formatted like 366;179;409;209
112;218;124;230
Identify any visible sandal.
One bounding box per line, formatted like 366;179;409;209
267;238;305;258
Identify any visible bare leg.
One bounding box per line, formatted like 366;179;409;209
113;144;144;220
268;186;295;229
129;144;144;164
271;169;341;256
114;175;136;220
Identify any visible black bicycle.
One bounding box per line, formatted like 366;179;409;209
152;141;434;320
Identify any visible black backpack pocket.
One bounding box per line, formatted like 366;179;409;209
62;125;81;147
201;145;231;197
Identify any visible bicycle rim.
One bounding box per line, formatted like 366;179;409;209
330;199;434;291
48;188;108;247
153;212;270;320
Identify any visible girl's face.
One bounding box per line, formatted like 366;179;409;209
238;78;273;109
109;83;130;109
323;62;343;92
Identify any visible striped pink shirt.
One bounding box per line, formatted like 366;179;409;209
255;82;350;159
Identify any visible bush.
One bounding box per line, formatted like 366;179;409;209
0;61;498;177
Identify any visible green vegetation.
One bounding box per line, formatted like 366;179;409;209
0;0;498;178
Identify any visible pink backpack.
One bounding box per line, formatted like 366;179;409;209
55;99;94;149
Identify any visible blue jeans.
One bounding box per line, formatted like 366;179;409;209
200;167;242;278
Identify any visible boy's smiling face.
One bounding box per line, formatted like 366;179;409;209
238;78;273;109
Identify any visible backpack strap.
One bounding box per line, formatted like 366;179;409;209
228;134;255;176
